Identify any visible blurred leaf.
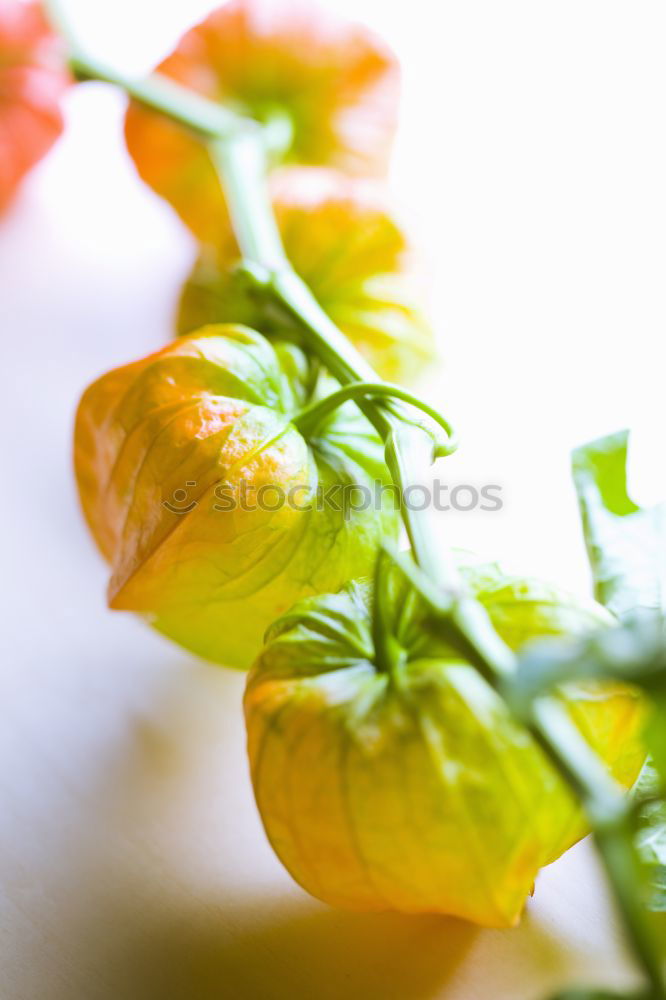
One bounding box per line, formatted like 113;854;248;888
570;432;666;769
648;696;666;781
649;866;666;912
512;614;666;711
634;759;664;801
572;429;665;619
572;431;666;916
633;756;666;915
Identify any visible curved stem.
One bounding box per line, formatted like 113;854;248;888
371;548;402;673
292;380;457;453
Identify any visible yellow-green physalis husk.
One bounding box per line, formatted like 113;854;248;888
244;555;646;926
74;324;399;668
178;168;434;385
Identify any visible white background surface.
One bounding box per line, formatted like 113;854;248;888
1;1;664;997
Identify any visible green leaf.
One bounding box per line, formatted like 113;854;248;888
572;430;666;915
648;696;666;785
513;614;666;706
649;865;666;912
634;757;666;914
571;429;666;619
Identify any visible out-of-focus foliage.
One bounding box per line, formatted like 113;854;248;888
572;429;665;619
635;762;666;913
572;430;666;918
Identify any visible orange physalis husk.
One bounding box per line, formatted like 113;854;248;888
124;0;400;244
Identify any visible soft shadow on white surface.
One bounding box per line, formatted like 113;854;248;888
0;642;640;1000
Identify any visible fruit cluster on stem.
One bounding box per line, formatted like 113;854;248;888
46;2;665;993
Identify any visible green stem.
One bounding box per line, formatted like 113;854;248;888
291;380;457;454
384;425;460;588
69;54;245;139
268;268;382;387
45;0;451;585
596;823;665;996
532;702;664;996
207;139;453;582
372;548;404;673
384;545;665;997
206;130;390;430
210;136;287;269
47;0;291;154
